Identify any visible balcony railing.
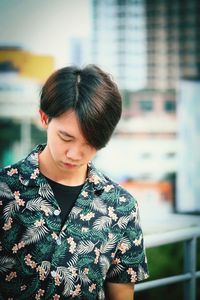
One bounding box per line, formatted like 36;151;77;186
135;226;200;300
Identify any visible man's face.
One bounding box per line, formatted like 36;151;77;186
40;110;97;175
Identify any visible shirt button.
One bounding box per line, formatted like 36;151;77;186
54;209;61;216
51;271;57;278
56;238;62;245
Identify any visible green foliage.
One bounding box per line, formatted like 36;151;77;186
0;119;46;166
0;119;20;143
31;123;46;145
136;242;183;300
136;240;200;300
147;242;183;279
0;119;20;164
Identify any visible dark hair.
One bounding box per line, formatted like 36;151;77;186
40;64;122;149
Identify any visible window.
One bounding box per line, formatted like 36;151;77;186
165;152;176;158
139;100;153;111
164;100;176;112
141;152;151;159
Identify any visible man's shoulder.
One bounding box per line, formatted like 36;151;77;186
92;165;136;201
104;174;135;197
96;171;138;216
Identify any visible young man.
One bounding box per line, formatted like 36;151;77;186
0;65;148;299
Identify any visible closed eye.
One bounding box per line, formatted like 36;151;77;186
59;135;72;142
58;130;74;142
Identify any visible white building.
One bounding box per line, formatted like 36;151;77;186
176;79;200;213
91;0;147;90
95;116;177;181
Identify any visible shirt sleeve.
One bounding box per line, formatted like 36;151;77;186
106;200;149;283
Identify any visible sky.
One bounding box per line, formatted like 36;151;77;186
0;0;90;67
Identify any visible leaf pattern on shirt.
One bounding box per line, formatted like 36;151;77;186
56;266;74;296
21;223;49;245
117;215;130;229
93;216;112;230
0;256;16;274
69;206;83;219
99;255;110;277
90;198;107;214
100;236;118;254
3;200;20;220
0;182;13;199
39;183;54;200
25;197;54;215
106;263;125;279
0;144;149;300
76;241;96;255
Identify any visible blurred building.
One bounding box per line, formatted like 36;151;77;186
0;46;54;82
94;115;177;181
91;0;147;90
0;46;54;166
0;71;39;119
176;79;200;213
0;68;39;165
146;0;200;90
91;0;200;189
91;0;200;91
69;37;91;66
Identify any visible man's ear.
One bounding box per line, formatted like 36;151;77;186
39;109;49;129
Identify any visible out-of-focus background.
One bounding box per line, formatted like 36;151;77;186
0;0;199;299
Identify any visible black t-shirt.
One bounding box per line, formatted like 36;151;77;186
46;177;84;225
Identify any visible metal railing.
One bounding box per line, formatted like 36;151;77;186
135;226;200;300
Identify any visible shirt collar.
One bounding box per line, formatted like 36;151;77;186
19;144;108;191
19;144;46;187
86;161;108;192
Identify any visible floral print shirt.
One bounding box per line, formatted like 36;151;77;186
0;145;148;300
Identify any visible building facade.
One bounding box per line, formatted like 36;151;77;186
91;0;200;92
146;0;200;91
91;0;147;91
91;0;200;188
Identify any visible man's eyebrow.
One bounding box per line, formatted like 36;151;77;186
58;130;74;138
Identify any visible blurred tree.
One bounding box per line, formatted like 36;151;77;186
31;123;46;146
0;118;20;166
0;119;46;167
137;243;183;300
137;241;200;299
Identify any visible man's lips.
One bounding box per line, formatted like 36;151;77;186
63;162;78;168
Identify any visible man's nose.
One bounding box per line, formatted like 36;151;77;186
66;147;82;161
